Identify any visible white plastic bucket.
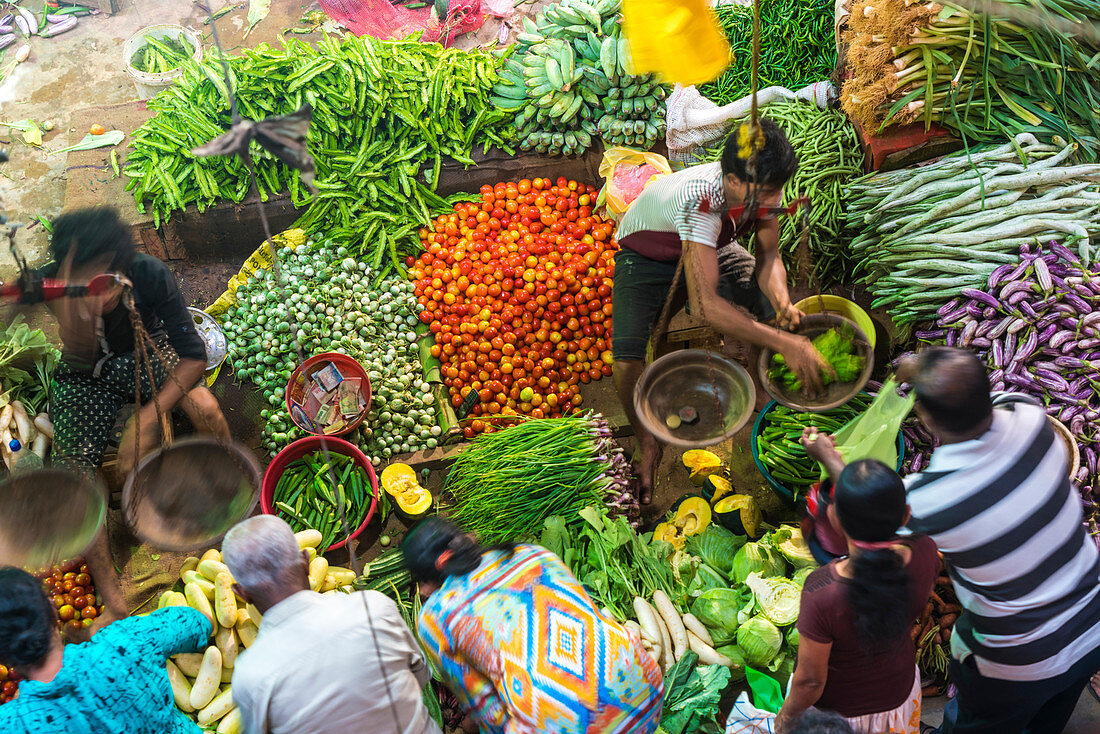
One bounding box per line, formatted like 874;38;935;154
124;24;203;100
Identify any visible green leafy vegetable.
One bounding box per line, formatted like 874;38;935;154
690;587;752;646
686;525;746;578
715;644;747;683
767;526;817;569
540;505;678;620
744;572;801;627
786;627;800;649
730;541;787;585
792;566;815;587
769;325;864;392
736;615;783;668
0;317;60;414
686;563;728;597
47;130;125;156
658;651;732;734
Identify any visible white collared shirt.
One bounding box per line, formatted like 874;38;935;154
232;590;441;734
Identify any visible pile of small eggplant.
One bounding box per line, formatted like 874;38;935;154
1;5;81;49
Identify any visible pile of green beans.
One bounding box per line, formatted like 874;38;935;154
355;549;412;595
705;100;864;284
272;451;376;550
755;395;873;495
698;0;835;106
130;35;194;74
125;36;512;275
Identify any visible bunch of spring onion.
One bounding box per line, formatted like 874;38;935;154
219;242;440;459
444;412;636;544
840;0;1100;155
917;241;1100;501
845;133;1100;327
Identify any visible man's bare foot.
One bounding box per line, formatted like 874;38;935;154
1088;671;1100;703
632;436;662;505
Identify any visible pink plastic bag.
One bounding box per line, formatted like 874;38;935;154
596;146;673;220
615;163;663;206
319;0;484;46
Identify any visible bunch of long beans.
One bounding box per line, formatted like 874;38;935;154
841;0;1100;156
698;0;836;105
444;413;635;544
844;133;1100;327
703;100;864;284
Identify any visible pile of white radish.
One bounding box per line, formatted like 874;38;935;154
161;529;356;732
626;590;733;672
0;400;51;470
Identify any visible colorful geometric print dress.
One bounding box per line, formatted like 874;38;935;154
418;544;664;734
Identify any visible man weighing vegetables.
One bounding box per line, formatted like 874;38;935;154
611;120;826;504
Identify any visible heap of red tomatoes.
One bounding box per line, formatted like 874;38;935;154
1;559;102;705
410;177;616;437
34;559;103;632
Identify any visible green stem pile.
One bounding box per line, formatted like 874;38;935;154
845;132;1100;327
125;36;512;271
444;413;631;544
697;0;836;106
841;0;1100;156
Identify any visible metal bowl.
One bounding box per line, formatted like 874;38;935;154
123;436;261;550
758;313;874;412
0;469;106;567
188;307;228;371
634;349;756;447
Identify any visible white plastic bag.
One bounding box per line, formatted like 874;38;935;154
724;691;777;734
665;81;836;166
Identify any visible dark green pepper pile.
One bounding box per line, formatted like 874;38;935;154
755;394;873;494
271;450;378;551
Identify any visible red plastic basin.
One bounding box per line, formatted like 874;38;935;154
261;435;378;552
284;352;373;436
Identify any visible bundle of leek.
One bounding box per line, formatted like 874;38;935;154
840;0;1100;157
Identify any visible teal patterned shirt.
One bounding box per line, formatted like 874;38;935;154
0;607;210;733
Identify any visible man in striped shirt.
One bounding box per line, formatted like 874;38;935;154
612;119;826;503
808;347;1100;733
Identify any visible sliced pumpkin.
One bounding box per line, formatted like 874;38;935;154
703;475;735;504
395;485;433;520
380;463;418;497
683;449;723;486
673;496;712;536
713;494;762;539
653;522;685;551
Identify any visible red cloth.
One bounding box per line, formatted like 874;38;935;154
806;479;849;558
797;535;939;717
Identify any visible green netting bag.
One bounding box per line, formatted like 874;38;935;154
821;377;915;479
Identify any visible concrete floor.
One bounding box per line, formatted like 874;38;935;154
3;2;1099;729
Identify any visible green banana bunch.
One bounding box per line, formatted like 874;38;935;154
492;0;670;157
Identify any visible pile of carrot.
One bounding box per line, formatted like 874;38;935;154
912;556;961;693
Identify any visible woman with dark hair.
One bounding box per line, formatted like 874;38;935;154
403;518;664;734
35;207;231;625
774;450;938;734
0;566;210;732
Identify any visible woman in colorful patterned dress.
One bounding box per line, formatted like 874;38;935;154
403;518;664;734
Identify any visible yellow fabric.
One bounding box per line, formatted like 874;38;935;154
621;0;729;86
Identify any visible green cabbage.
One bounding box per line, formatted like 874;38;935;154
731;540;787;584
786;627;800;648
686;525;746;577
744;572;801;626
715;644;747;682
792;566;815;587
737;615;783;667
687;562;728;597
767;526;817;569
690;587;752;646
